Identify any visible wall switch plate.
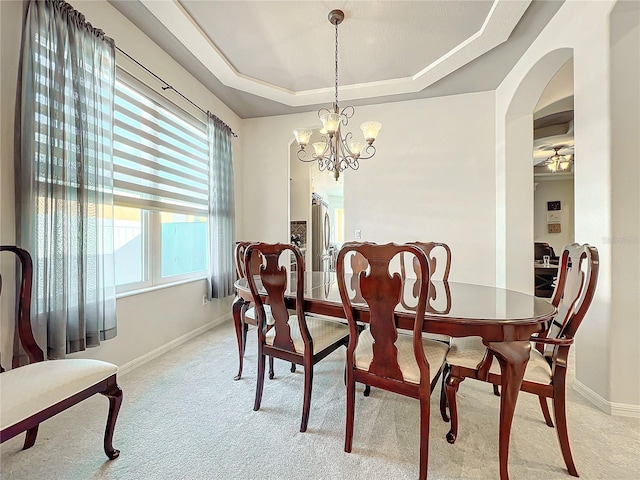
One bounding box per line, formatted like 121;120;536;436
355;229;361;239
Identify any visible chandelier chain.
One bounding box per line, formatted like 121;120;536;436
334;20;339;108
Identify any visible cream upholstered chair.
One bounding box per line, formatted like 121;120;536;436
440;243;599;477
336;242;449;480
0;246;123;458
244;242;349;432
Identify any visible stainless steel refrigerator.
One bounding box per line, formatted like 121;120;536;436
311;202;331;272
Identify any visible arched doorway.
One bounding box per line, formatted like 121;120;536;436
496;48;573;292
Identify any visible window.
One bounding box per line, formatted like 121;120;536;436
113;71;209;293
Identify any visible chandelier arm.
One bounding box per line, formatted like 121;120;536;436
340;105;354;124
340;156;360;171
357;144;377;160
340;131;354;155
297;149;320;163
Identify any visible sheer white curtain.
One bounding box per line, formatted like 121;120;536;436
207;114;235;298
15;0;117;359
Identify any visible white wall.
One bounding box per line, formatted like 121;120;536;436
0;0;242;368
609;0;640;412
0;0;23;363
534;178;575;253
243;91;497;287
496;0;639;411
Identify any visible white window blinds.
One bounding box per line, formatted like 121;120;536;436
114;71;208;215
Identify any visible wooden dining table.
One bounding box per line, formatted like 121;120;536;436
232;271;556;480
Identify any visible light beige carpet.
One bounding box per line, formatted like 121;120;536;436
1;321;639;479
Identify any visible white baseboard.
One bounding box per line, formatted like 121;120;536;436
117;313;231;376
573;379;640;418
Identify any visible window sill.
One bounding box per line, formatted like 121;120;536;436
116;276;207;299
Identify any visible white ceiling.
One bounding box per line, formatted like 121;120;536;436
108;0;564;119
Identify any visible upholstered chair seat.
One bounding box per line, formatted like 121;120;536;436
245;305;275;325
446;337;553;385
1;359;118;432
265;316;349;354
355;329;449;384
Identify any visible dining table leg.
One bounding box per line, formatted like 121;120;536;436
232;295;247;380
486;340;531;480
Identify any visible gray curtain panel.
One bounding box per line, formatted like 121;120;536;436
207;114;235;299
15;0;117;359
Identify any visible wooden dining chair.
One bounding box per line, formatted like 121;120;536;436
0;245;123;459
336;242;450;480
234;241;296;380
440;243;599;477
244;242;349;432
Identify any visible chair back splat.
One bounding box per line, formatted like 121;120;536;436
547;244;599;341
234;241;262;280
400;242;453;328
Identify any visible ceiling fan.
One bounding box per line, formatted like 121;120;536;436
535;144;574;172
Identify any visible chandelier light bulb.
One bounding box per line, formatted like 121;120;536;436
320;113;341;136
348;140;365;157
361;121;382;144
313;142;328;157
543;147;573;174
293;128;313;148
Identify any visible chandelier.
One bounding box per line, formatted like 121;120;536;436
293;9;381;181
544;146;574;173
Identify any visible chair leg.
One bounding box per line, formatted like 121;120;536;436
418;392;431;480
290;363;296;373
101;382;123;459
241;322;249;356
232;297;246;381
268;356;275;379
254;352;266;411
539;395;554;427
344;370;356;453
363;384;371;397
22;426;38;450
445;374;464;444
552;382;578;476
300;361;313;432
493;384;500;396
440;364;450;422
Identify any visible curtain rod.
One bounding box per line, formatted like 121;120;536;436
115;46;238;138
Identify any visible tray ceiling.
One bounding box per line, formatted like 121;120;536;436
109;0;564;118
